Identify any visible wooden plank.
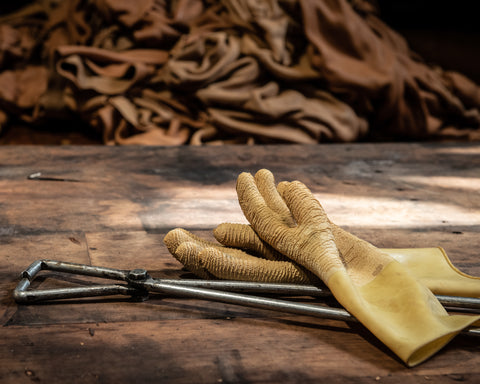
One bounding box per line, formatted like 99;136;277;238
1;143;479;235
3;318;480;383
1;143;480;383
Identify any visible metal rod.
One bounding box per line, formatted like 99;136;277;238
14;284;138;303
161;279;331;297
161;279;480;311
135;278;480;337
27;172;81;182
12;260;480;337
138;278;351;322
37;260;129;280
14;260;480;311
435;295;480;310
14;260;133;303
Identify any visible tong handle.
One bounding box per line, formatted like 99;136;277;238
12;260;480;337
13;260;139;303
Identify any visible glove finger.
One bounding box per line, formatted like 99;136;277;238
278;180;330;229
200;246;318;284
164;227;254;260
173;241;214;279
236;171;285;238
214;222;288;261
276;180;342;282
163;228;219;255
254;169;295;227
238;171;339;281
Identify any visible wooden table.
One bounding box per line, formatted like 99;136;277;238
1;143;479;383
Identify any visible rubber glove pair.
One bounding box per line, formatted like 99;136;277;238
164;169;480;366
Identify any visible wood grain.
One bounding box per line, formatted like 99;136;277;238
1;143;480;383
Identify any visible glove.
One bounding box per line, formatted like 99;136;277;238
215;224;480;298
163;227;318;284
232;169;479;366
163;169;480;366
382;247;480;297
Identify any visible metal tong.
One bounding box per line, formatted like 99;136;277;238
13;259;480;336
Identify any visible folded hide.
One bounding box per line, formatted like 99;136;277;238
1;0;479;143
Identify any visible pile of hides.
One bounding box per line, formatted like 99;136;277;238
1;0;480;145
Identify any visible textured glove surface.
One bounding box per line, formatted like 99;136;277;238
213;223;480;297
214;223;480;297
163;227;315;284
235;169;479;366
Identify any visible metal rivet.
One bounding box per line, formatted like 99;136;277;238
128;269;148;281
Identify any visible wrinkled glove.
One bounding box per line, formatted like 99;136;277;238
232;169;479;366
163;227;319;284
214;224;480;298
164;222;480;297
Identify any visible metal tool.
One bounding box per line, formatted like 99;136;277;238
13;259;480;336
27;172;81;182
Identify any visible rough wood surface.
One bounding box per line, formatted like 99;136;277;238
1;143;479;383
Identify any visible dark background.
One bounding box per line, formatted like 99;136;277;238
1;0;479;144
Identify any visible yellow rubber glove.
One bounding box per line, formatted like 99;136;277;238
214;224;480;298
163;227;317;284
234;169;479;367
384;247;480;297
